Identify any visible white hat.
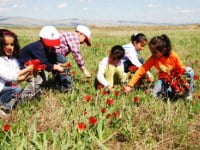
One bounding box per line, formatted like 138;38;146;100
76;25;91;46
39;26;60;47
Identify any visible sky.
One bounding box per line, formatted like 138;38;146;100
0;0;200;24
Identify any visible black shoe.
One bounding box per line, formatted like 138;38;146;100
60;86;72;93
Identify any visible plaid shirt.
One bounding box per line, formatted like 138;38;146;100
55;32;85;70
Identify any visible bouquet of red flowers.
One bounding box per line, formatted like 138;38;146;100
165;68;190;95
24;59;46;72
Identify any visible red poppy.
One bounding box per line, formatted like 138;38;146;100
24;59;40;66
3;124;10;132
106;114;111;119
89;117;97;125
106;99;114;106
133;97;139;103
84;95;92;102
71;71;76;75
194;75;199;80
102;90;108;96
77;122;87;130
97;84;103;89
101;108;106;114
122;86;127;92
34;64;46;71
128;65;138;72
114;91;120;97
113;111;120;118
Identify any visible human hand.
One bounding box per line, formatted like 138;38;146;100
122;85;132;93
147;73;154;82
83;69;91;78
53;64;64;72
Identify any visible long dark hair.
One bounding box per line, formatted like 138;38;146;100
131;33;147;44
0;29;20;58
148;34;172;57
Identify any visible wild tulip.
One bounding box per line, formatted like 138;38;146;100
77;122;87;130
114;91;120;97
133;97;139;103
106;99;114;106
113;111;120;118
101;108;106;114
89;117;97;125
84;95;92;102
3;124;10;132
71;71;76;75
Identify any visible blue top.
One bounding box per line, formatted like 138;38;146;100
18;41;57;71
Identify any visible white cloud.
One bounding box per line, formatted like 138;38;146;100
57;2;68;9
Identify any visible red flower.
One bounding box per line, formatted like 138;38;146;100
71;71;76;75
66;63;72;69
106;114;111;119
89;117;97;125
114;91;120;97
106;99;114;106
128;65;138;72
133;97;139;103
194;75;199;80
122;86;126;92
3;124;10;132
102;90;108;96
34;64;46;71
101;108;106;114
77;122;87;130
113;111;120;118
97;84;103;89
84;95;92;102
24;59;40;66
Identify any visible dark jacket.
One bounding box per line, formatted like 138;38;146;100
18;40;57;71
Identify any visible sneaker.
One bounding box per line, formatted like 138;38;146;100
185;93;193;100
0;109;10;119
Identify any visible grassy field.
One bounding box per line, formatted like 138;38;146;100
0;25;200;149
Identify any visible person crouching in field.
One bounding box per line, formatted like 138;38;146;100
54;25;92;84
123;34;194;100
122;33;154;89
96;45;127;91
18;26;71;97
0;29;33;118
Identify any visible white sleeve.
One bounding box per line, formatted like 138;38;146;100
97;58;110;87
125;47;143;67
0;59;19;81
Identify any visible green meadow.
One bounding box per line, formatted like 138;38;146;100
0;25;200;149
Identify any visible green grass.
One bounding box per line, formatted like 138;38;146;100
0;25;200;149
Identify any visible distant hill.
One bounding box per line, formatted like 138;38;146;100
0;16;179;27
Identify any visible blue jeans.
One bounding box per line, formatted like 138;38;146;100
152;67;194;99
53;54;72;89
0;86;22;110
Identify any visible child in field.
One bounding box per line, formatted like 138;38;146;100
55;25;92;80
97;45;127;90
122;33;154;81
0;29;33;118
123;34;194;100
19;26;71;96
